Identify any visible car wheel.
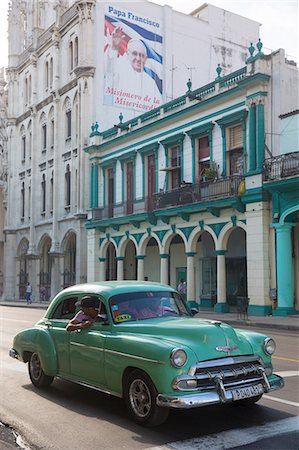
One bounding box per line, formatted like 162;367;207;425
28;352;54;388
235;394;263;405
124;369;169;427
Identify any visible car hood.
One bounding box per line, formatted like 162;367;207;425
115;316;253;360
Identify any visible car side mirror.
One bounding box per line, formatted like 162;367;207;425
96;314;109;325
190;307;199;316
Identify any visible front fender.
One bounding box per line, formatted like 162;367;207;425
235;329;272;364
13;326;58;377
105;333;197;395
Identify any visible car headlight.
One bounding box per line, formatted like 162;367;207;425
264;337;276;355
170;348;187;368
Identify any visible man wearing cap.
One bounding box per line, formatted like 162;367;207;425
66;296;99;332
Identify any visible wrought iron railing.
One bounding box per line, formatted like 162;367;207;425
91;176;244;221
153;176;244;209
263;152;299;181
63;269;76;289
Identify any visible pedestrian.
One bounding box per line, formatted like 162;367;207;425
177;278;187;301
25;282;32;304
40;286;46;302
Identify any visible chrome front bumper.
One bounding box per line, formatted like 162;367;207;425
9;348;19;359
156;374;284;409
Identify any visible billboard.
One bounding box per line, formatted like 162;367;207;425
104;5;163;112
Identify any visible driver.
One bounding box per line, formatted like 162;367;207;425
66;296;99;331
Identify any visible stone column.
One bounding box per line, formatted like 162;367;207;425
99;258;106;281
116;257;124;281
3;231;17;300
136;255;145;281
186;252;195;304
273;223;296;315
86;228;99;282
214;250;229;313
160;254;169;285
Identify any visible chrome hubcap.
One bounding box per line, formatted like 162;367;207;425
31;354;41;380
129;379;151;418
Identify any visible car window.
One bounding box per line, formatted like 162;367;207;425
109;291;190;323
52;297;78;320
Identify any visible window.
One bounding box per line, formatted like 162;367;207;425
50;119;54;148
198;135;210;179
21;182;25;219
21;135;26;161
28;75;32;104
65;164;71;207
107;167;114;218
42;124;47;151
227;125;244;175
69;41;73;71
28;184;31;219
74;37;78;67
50;171;53;212
50;58;53;89
126;161;134;214
41;174;46;213
169;145;181;189
66;110;71;139
45;61;49;90
25;78;28;105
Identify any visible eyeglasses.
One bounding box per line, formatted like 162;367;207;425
130;51;146;59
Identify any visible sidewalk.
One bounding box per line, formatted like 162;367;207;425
1;300;298;332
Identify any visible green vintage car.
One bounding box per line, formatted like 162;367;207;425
10;281;284;427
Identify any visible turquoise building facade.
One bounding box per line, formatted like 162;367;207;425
85;45;299;316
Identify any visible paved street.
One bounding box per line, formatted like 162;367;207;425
0;305;298;450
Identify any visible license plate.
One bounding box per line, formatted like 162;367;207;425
232;384;264;401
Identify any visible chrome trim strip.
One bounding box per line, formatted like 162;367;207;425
105;348;164;365
70;342;164;364
70;342;104;352
188;355;261;375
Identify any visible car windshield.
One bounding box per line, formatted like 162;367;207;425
109;290;191;323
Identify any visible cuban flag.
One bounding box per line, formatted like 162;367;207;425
104;14;163;95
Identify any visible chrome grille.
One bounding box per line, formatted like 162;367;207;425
187;356;264;390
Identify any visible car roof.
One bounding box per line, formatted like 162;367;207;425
46;282;176;314
61;281;174;295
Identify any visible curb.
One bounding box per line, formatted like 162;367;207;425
215;318;299;332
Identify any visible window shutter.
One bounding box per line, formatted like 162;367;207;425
229;125;243;150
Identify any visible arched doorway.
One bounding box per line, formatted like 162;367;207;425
226;227;247;306
144;237;160;281
17;238;29;299
198;232;216;304
169;234;186;289
106;242;116;280
124;240;137;280
63;232;76;288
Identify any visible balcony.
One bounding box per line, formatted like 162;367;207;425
263;152;299;182
153;176;244;210
90;176;244;224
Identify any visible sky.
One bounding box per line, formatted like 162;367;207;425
0;0;297;69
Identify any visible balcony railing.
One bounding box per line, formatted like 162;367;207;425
91;176;244;221
263;152;299;181
154;176;244;209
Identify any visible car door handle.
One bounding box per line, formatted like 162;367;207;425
44;321;52;328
